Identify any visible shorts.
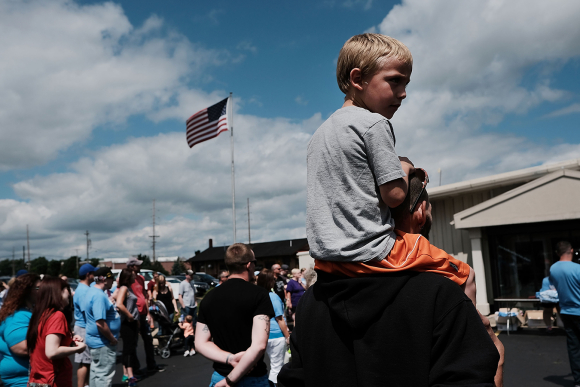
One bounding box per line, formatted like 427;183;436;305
314;230;470;286
209;371;269;387
542;302;558;309
74;325;92;364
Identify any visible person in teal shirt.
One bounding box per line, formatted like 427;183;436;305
0;273;40;387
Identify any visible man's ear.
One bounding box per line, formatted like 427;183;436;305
349;68;364;91
415;201;427;229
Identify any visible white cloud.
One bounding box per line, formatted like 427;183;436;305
544;103;580;118
0;0;224;171
376;0;580;181
237;40;258;53
2;0;580;260
0;113;322;258
295;96;308;106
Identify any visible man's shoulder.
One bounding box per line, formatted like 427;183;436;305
552;261;580;274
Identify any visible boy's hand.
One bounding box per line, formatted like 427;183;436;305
399;156;415;176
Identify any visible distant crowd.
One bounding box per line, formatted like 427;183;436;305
0;257;314;387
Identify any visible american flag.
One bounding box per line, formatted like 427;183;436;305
186;97;229;148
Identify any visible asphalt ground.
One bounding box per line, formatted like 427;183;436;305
66;327;574;387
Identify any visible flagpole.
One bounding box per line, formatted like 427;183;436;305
229;92;236;244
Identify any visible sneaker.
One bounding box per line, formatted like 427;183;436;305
122;375;129;383
128;377;138;387
189;349;196;356
147;365;165;373
183;350;190;357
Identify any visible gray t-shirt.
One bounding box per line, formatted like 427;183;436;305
179;280;197;308
306;106;405;262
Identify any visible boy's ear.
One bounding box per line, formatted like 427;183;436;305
349;68;364;91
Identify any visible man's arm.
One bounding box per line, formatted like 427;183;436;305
194;322;245;366
218;314;270;386
96;319;118;345
276;316;291;345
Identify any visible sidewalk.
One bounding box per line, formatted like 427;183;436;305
500;328;573;386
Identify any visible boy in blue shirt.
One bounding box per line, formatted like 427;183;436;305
82;267;120;387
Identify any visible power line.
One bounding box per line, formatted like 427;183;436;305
84;230;91;261
149;199;159;263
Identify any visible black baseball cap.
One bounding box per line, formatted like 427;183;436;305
94;267;113;279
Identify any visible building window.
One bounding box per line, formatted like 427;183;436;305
489;220;580;300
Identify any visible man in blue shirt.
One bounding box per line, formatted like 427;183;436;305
549;241;580;387
73;263;95;387
82;267;121;387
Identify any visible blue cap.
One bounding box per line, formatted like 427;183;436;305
16;269;28;277
79;264;97;277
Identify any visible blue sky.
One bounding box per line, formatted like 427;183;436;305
0;0;579;260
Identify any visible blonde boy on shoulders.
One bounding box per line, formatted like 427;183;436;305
306;33;475;300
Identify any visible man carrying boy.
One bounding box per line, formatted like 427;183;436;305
279;171;501;386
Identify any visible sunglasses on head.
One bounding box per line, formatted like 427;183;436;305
409;168;429;213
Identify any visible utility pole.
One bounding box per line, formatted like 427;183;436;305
85;231;91;261
247;198;251;244
22;246;25;269
12;247;15;277
149;199;159;263
438;168;442;186
26;225;30;267
75;249;80;274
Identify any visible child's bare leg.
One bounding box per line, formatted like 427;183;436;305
460;267;476;306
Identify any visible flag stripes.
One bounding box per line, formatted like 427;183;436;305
186;97;229;148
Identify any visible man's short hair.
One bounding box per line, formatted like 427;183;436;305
556;241;572;257
336;33;413;94
225;243;254;274
390;172;429;220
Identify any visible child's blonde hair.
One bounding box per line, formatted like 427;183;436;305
185;315;193;323
336;33;413;94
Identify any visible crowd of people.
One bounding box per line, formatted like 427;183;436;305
0;256;175;387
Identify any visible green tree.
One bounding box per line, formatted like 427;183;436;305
0;258;26;276
30;257;49;274
171;259;186;275
89;258;100;268
138;254;151;270
60;256;80;278
47;260;62;277
150;261;169;276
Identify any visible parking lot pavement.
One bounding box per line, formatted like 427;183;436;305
501;328;574;387
69;328;573;387
72;341;215;387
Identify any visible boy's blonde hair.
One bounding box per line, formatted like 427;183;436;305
336;33;413;94
185;315;193;323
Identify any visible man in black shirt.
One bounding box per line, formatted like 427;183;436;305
272;264;288;304
196;243;275;387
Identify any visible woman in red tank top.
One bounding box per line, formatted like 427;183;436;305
27;277;87;387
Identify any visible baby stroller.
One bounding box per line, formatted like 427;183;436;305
149;300;184;359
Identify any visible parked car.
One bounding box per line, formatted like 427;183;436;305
195;272;219;287
167;275;209;297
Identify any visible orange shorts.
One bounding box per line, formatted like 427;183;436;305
314;230;470;286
